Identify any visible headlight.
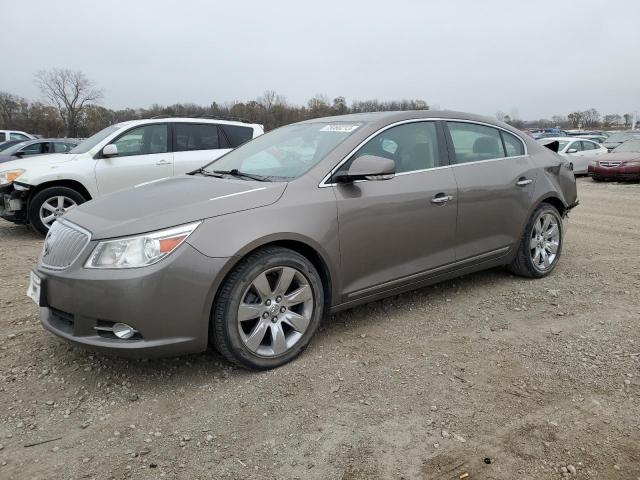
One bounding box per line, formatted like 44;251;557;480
85;221;201;269
0;169;25;186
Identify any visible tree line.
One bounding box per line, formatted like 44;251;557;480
0;69;634;139
0;69;429;138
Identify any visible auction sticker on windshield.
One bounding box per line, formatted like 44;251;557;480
27;271;42;306
319;124;360;133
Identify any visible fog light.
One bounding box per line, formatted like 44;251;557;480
112;323;136;339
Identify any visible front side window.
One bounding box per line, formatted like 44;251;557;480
10;133;29;141
344;121;441;174
112;124;168;157
568;141;583;152
501;131;525;156
222;125;253;147
20;142;45;155
447;122;505;164
174;124;220;152
203;121;363;180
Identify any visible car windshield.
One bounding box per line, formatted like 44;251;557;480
612;139;640;153
0;140;25;152
69;125;120;154
0;141;30;155
201;122;364;180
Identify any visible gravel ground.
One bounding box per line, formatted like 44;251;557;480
0;177;638;480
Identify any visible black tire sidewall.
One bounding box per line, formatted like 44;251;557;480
28;186;86;235
214;248;324;370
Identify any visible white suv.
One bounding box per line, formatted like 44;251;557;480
0;117;263;234
0;130;36;143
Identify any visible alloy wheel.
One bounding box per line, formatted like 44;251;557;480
529;212;560;271
39;196;77;228
237;266;314;357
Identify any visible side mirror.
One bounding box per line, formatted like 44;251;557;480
333;155;395;183
102;144;118;157
566;148;578;154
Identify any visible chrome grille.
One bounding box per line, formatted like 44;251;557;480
599;161;621;167
41;220;91;270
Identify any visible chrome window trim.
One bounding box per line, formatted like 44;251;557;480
319;117;528;187
40;219;92;271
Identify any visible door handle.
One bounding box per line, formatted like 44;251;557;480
156;160;170;166
431;193;454;205
516;178;533;187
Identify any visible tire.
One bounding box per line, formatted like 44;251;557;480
508;203;563;278
28;186;87;235
211;246;324;370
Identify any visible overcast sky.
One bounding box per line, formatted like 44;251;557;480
2;0;639;119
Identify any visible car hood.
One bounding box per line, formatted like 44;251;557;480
63;175;287;240
597;152;640;162
0;153;81;175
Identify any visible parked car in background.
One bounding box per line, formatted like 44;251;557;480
602;131;640;151
531;128;568;140
0;130;35;143
0;117;264;234
29;110;578;369
538;137;607;174
576;134;607;144
588;139;640;181
0;138;79;164
0;140;25;152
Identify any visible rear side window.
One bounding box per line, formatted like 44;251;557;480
582;141;597;150
174;124;220;151
221;125;253;147
447;122;505;164
0;132;5;142
501;131;525;156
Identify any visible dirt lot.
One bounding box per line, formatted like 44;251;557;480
0;177;638;480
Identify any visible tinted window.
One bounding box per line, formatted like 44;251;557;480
221;125;253;147
112;124;168;157
0;132;5;142
174;124;220;151
10;133;29;141
346;121;440;174
501;131;525;156
20;142;45;155
447;122;505;164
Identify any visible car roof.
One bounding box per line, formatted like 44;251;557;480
111;117;262;129
299;109;499;124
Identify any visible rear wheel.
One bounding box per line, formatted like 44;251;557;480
28;186;86;235
211;247;324;370
508;203;563;278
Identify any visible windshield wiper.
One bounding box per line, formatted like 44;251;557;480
210;169;271;182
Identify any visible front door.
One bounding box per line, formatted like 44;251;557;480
333;121;458;299
95;123;173;195
444;121;536;260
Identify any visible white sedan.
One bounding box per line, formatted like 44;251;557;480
539;137;608;174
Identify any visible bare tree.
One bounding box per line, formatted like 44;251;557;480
35;68;103;137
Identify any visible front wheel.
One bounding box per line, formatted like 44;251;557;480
211;247;324;370
28;186;86;235
508;203;563;278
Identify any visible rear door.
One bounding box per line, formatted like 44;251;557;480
172;123;230;174
444;121;535;261
95;123;173;194
333;120;458;298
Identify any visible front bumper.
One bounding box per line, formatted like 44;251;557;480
0;183;29;223
36;242;230;358
588;164;640;180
